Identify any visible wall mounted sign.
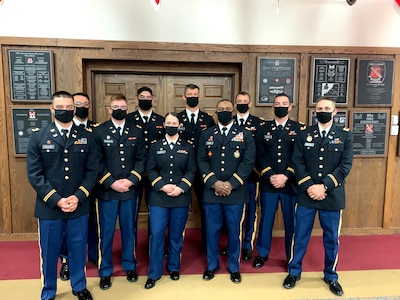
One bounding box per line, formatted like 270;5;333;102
11;107;52;156
355;59;395;107
9;50;54;101
351;111;388;157
310;57;350;105
256;57;296;106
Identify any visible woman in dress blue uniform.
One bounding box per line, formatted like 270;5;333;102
283;96;353;297
27;91;99;300
144;112;196;289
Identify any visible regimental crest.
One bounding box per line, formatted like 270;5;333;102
367;61;386;84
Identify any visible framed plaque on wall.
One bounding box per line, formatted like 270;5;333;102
9;50;55;102
256;57;296;106
355;58;395;107
310;57;350;105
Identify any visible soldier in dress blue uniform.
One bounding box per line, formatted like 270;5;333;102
95;94;146;291
283;96;353;297
253;93;303;269
197;99;255;284
27;91;99;300
220;91;263;261
177;83;215;251
59;92;100;281
144;112;196;289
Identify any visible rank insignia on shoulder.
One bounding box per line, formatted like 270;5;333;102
301;125;307;130
151;140;157;144
343;127;350;131
136;124;143;129
85;127;92;132
32;127;40;132
92;123;100;127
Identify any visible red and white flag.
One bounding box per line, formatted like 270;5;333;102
151;0;161;11
388;0;400;14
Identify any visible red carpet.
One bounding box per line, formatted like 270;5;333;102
1;229;400;280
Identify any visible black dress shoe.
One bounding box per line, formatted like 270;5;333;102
324;278;344;296
72;288;93;300
99;276;112;290
87;259;97;266
229;271;241;283
202;267;219;281
60;263;70;281
220;245;229;256
252;255;268;268
241;248;252;261
126;270;138;282
144;278;157;289
168;270;180;281
283;274;300;289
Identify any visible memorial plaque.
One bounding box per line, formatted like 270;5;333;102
355;59;394;107
351;111;388;157
257;57;296;106
311;57;350;105
11;107;52;156
9;50;54;101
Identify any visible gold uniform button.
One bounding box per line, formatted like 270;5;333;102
319;157;323;160
277;153;282;156
221;153;225;157
64;149;68;153
277;159;282;163
65;176;69;180
122;165;126;169
121;158;125;161
65;167;69;171
221;161;225;164
277;146;282;149
170;171;173;174
278;139;282;142
222;146;226;150
170;155;173;159
221;168;225;171
318;173;322;177
64;158;68;162
321;148;325;152
319;165;323;168
120;151;124;154
120;144;124;147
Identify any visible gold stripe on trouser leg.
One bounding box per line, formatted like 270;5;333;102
249;182;260;251
287;203;298;264
133;197;139;260
332;209;343;272
238;204;246;264
95;198;102;268
38;220;45;289
180;228;186;263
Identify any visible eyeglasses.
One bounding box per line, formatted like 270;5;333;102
75;102;90;108
110;105;127;110
138;96;153;101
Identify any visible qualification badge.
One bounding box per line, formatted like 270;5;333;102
306;135;312;142
234;150;240;158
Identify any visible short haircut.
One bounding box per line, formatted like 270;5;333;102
164;112;179;121
137;86;153;96
72;92;90;101
274;93;290;102
235;91;251;102
109;94;127;103
184;83;200;94
316;96;336;108
52;90;73;100
216;98;233;108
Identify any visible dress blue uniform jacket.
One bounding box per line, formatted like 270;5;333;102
178;110;215;150
256;119;303;194
95;120;147;200
147;137;196;207
197;124;256;205
292;124;353;210
126;110;164;149
27;123;100;219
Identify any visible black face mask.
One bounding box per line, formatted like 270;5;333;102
217;111;232;125
138;99;152;111
75;107;89;119
112;109;127;120
316;112;332;124
274;107;289;118
186;97;199;108
165;126;179;136
236;103;249;114
54;109;74;123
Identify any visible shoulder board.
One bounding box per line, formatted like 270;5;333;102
92;123;100;127
301;125;307;130
260;121;266;126
207;113;213;117
342;127;350;131
136;124;143;129
299;121;305;125
32;127;40;132
85;127;93;132
151;140;157;144
259;116;266;121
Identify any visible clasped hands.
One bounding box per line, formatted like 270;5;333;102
213;180;233;196
58;195;79;213
161;184;184;197
307;184;327;201
270;174;288;189
111;179;134;193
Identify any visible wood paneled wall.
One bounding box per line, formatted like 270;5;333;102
1;37;400;238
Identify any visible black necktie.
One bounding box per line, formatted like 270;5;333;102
61;129;68;144
143;116;149;123
278;125;283;130
222;127;227;136
79;124;85;129
322;130;326;138
117;127;122;136
239;118;244;127
190;113;195;124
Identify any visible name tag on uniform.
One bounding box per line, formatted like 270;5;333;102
103;139;114;143
205;141;214;145
264;134;272;140
177;149;188;154
42;144;55;150
157;150;166;154
304;142;314;147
